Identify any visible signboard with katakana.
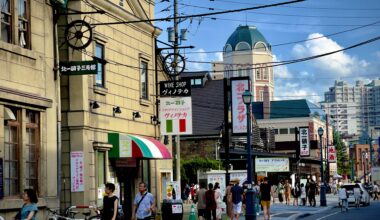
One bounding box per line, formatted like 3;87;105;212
299;127;310;157
60;61;98;75
231;77;250;135
159;80;191;97
159;97;193;135
70;151;84;192
328;145;336;162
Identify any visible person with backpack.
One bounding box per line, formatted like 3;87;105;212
132;182;155;220
308;179;317;207
230;179;244;220
205;183;217;220
292;183;301;206
278;180;284;204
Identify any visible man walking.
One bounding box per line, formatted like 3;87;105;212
132;182;155;220
259;177;272;220
308;179;316;207
373;181;379;200
230;179;244;220
196;182;207;220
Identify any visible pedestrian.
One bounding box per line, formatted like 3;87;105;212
230;179;244;220
292;182;301;206
338;186;348;212
15;189;38;220
132;182;155;220
308;179;316;207
182;183;191;204
278;180;284;204
305;179;310;202
205;183;217;220
214;182;223;220
101;183;119;220
254;181;261;216
225;180;234;220
300;183;306;206
353;184;361;207
271;184;277;204
190;183;196;203
196;182;207;220
259;177;272;220
332;181;337;195
373;181;379;200
284;179;291;205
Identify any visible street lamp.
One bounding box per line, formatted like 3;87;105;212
318;127;327;206
242;90;255;220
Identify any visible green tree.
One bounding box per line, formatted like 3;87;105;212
180;158;222;184
333;130;350;175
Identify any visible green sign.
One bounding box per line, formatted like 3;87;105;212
60;61;98;75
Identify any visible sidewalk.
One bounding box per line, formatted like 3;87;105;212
180;193;339;220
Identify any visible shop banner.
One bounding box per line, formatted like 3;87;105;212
231;77;250;135
328;145;336;162
165;181;180;200
71;151;84;192
160;97;193;135
207;174;226;196
255;157;289;172
299;127;310;157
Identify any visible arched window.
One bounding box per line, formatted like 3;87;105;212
236;42;251;51
254;42;267;52
224;44;233;53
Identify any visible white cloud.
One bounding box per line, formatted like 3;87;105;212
185;48;209;71
273;55;293;79
292;33;368;76
213;52;223;61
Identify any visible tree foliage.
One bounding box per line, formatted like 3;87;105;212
180;158;222;183
333;130;350;175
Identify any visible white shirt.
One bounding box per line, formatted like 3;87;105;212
353;187;361;198
338;188;347;199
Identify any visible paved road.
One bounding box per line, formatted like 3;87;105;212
299;200;380;220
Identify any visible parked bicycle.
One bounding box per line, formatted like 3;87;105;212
47;205;100;220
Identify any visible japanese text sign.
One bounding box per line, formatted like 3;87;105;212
231;78;250;135
60;61;98;75
159;97;193;135
255;157;290;172
299;127;310;157
70;151;84;192
119;134;132;157
328;145;336;162
160;80;191;97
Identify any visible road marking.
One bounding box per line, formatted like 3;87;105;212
315;211;341;220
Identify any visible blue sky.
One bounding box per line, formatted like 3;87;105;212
155;0;380;103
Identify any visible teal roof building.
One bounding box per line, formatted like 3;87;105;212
224;25;271;52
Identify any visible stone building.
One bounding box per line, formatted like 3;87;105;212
0;0;59;218
57;0;172;218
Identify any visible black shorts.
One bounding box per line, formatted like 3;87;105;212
198;209;206;217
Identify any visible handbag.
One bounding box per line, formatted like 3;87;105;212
222;195;227;203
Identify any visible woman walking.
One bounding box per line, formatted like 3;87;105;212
16;189;38;220
214;182;223;220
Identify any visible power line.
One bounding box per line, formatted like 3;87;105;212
91;0;305;26
182;20;380;54
178;2;380;19
210;0;380;11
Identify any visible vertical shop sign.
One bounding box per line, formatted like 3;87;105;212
328;145;336;162
231;77;250;135
71;151;84;192
299;127;310;157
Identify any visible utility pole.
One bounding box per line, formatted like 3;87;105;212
224;78;231;185
173;0;181;185
326;114;330;184
369;129;373;182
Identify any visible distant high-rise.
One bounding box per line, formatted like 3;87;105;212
321;79;380;137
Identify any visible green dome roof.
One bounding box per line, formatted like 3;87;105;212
225;26;269;52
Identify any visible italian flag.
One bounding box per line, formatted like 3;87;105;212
165;119;187;133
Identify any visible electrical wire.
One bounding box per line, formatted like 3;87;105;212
210;0;380;11
182;19;380;54
91;0;306;26
178;2;380;19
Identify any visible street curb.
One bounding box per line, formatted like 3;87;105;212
289;206;335;220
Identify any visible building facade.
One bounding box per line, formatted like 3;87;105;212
0;0;59;218
58;0;172;218
252;100;335;180
222;26;274;102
